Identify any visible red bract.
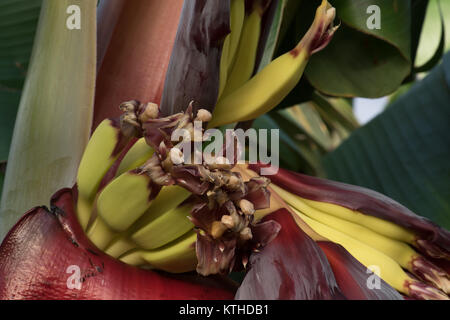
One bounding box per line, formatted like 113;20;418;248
93;0;184;128
317;242;402;300
0;189;236;300
249;163;450;257
235;208;402;300
235;209;344;299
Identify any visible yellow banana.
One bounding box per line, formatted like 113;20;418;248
295;209;448;299
211;45;309;128
301;197;416;244
276;185;449;293
273;184;416;244
218;36;231;98
227;0;245;74
116;137;154;176
77;119;125;201
221;1;263;98
209;0;337;128
96;171;156;232
119;229;198;273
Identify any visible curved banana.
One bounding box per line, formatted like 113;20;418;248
295;209;448;299
273;184;415;244
76;194;93;230
102;185;191;257
96;171;157;232
276;185;449;293
221;1;263;98
119;229;198;273
227;0;246;74
116;137;154;176
211;46;309;128
218;36;231;98
131;203;194;250
209;0;338;128
77;119;126;201
85;216;117;250
104;236;137;258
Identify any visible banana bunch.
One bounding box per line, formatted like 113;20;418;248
210;0;338;128
75;101;276;276
247;164;450;300
75;113;197;273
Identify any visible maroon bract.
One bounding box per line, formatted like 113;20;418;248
0;188;236;300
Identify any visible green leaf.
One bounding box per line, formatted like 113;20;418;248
311;92;359;132
323;53;450;229
415;0;450;67
410;0;429;66
253;114;321;175
0;0;42;162
306;25;410;98
256;0;287;71
0;0;97;240
0;163;4;199
278;0;413;98
279;105;333;152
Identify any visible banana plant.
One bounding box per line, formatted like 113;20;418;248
0;0;449;300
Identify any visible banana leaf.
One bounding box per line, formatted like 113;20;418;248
323;52;450;229
275;0;442;99
414;0;449;69
0;0;96;241
0;0;42;163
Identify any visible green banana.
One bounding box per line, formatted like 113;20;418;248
76;194;93;231
85;216;117;250
116;137;154;176
119;229;198;273
102;185;191;257
77;119;125;202
226;0;246;74
104;236;137;258
218;35;231;98
221;1;263;98
96;170;156;232
131;203;194;250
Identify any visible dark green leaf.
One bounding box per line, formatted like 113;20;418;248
277;0;413;98
306;24;410;98
0;90;21;162
255;0;286;71
0;0;42;162
410;0;429;65
414;0;450;67
413;0;445;73
253;114;321;175
311;92;359;132
323;53;450;229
